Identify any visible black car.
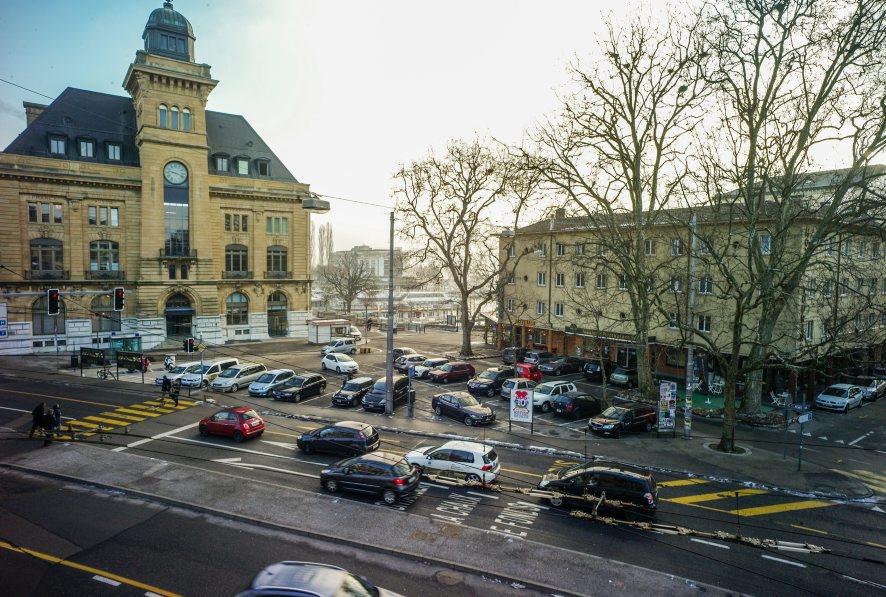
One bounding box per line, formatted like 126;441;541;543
501;346;528;365
538;356;587;376
361;375;409;412
538;464;658;513
392;347;416;358
583;360;613;381
552;392;603;419
320;451;421;505
273;373;327;402
466;366;516;397
297;421;380;456
330;376;374;407
432;391;496;426
588;403;657;437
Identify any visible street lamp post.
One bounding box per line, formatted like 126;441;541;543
385;211;395;416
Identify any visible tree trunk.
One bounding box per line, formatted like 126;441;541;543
717;377;737;453
740;367;763;414
460;319;474;357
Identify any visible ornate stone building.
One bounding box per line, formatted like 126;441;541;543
0;2;319;355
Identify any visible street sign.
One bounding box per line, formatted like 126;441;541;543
0;303;7;338
197;343;206;352
798;413;812;424
510;389;533;423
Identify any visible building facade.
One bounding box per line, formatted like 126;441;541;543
0;2;318;355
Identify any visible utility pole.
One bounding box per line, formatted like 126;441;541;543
684;214;697;439
385;211;395;416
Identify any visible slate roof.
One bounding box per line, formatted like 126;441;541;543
3;87;297;182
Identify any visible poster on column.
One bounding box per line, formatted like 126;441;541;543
658;382;676;430
510;389;533;423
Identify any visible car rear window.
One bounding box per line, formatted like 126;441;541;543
241;410;260;420
255;373;276;383
483;449;498;464
362;425;376;438
392;460;413;476
286;377;306;387
342;381;363;391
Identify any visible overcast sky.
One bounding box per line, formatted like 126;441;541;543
0;0;639;251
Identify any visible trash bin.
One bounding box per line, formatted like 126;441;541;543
70;354;79;368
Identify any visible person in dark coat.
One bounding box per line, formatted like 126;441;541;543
29;402;45;439
169;378;181;407
41;408;56;446
161;376;172;397
52;404;62;434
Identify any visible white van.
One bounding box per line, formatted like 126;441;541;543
321;337;357;355
211;362;268;392
181;357;239;389
154;361;202;386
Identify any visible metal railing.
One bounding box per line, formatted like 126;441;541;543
159;249;198;259
264;270;292;279
222;270;253;279
84;270;125;280
25;270;69;280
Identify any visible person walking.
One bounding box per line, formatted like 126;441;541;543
52;404;62;435
161;376;172;400
41;408;56;446
169;378;181;407
29;402;45;439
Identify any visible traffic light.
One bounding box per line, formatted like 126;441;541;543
188;338;196;353
113;287;125;311
47;288;60;316
182;339;189;352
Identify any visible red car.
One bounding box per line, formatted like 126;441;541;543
514;362;542;382
428;361;476;384
199;406;265;442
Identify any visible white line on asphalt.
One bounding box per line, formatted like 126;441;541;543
93;575;121;586
690;538;729;549
171;436;326;464
419;481;449;489
761;555;806;568
848;434;869;446
842;574;886;590
111;422;199;452
467;490;499;499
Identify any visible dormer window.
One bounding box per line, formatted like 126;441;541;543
215;155;229;173
257;159;270;177
236;158;249;175
182;108;191;131
107;143;122;161
49;135;66;155
159;104;168;128
78;139;95;158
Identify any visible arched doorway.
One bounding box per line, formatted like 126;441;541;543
165;293;194;338
267;291;288;337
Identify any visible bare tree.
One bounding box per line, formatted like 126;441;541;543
315;222;334;268
393;138;537;356
317;250;377;314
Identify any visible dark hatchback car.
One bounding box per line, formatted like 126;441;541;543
273;373;327;402
330;376;374;407
432;391;496;426
428;361;476;384
584;360;613;381
501;346;528;365
552;391;603;419
392;347;416;358
320;451;421;505
466;366;516;397
589;403;657;437
297;421;380;456
538;356;587;376
538;464;659;514
361;375;409;412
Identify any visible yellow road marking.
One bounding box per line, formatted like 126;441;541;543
116;407;161;418
0;539;181;597
504;468;544;478
84;415;132;426
131;403;175;414
67;421;100;429
790;524;828;535
724;500;834;517
664;488;767;504
832;469;886;493
658;478;709;488
867;541;886;550
263;430;303;438
0;388;113;407
100;412;146;422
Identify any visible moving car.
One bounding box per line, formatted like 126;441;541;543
589;403;657;437
538;464;658;514
210;362;268;392
198;407;264;442
501;346;528;365
467;366;516;397
320;338;357;355
500;377;537;400
428;361;476;384
610;367;639;387
432;391;496;426
538;356;587;376
523;350;554;365
814;383;863;412
320;452;420;505
514;362;542;382
248;368;295;397
331;376;374;407
180;357;239;389
361;375;409;412
321;352;359;374
412;357;449;379
155;361;201;386
236;561;404;597
552;392;603;419
405;440;500;483
532;380;577;412
393;353;427;373
297;421;380;456
273;373;327;402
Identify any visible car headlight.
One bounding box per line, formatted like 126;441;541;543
321;469;331;475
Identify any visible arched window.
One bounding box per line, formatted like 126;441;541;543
170;106;179;129
182;108;191;131
159;104;168;128
91;295;121;333
226;292;249;326
268;291;288;311
225;244;249;277
30;238;64;279
266;246;288;276
32;296;66;336
89;240;120;273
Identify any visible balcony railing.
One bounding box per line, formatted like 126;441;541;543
84;270;125;280
160;249;198;259
264;270;292;279
25;270;69;280
222;270;253;279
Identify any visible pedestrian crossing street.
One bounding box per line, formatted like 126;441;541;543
831;469;886;498
657;477;836;517
57;398;198;440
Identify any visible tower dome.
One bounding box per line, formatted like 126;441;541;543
143;1;196;62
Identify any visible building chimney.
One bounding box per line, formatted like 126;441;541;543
23;102;48;126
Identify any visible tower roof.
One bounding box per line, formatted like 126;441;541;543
143;1;195;62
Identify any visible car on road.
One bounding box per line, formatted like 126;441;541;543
321;352;359;374
427;361;476;384
814;383;863;412
297;421;380;456
210;362;268;392
466;366;516;397
514;362;542;382
236;561;405;597
320;337;357;355
348;325;363;341
320;452;420;505
501;346;528;365
532;380;577;412
523;350;554;366
552;391;603;419
412;357;449;379
858;378;885;402
273;373;327;402
538;464;658;514
583;360;613;382
392;347;416;358
432;391;496;426
610;366;638;387
500;377;538;400
331;376;374;408
155;361;201;386
361;375;409;412
405;440;500;483
180;357;239;389
393;353;427;373
588;403;657;437
538;356;587;376
198;406;264;442
248;368;296;397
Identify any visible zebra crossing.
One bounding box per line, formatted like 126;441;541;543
657;477;836;517
58;398;198;440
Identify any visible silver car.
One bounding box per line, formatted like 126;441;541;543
814;384;862;412
500;377;537;400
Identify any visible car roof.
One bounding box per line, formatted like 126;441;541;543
344;376;373;384
826;383;857;389
227;406;255;414
438;440;493;453
436;391;473;399
250;561;346;594
447;361;470;366
333;420;372;431
504;377;534;383
562;391;594;398
538;380;572;387
230;362;261;369
264;368;294;375
568;464;652;481
361;451;403;464
486;366;512;372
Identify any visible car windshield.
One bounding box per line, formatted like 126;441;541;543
285;377;306;388
170;365;190;374
483;449;498;464
255;373;277;383
241;409;260;421
601;406;628;419
821;386;847;397
372;381;387;392
342;381;364;391
391;460;413;477
558;463;589;478
195;364;211;374
439;364;453;372
479;371;498;380
457;394;480;407
536;385;556;395
333;572;378;597
217;368;238;379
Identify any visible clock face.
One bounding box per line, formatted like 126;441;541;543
164;161;188;185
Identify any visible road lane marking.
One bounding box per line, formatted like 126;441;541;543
690;538;729;549
503;467;543;478
84;415;134;426
100;411;147;422
112;422;198;452
171;436;327;465
213;457;318;478
658;478;709;487
467;490;499;499
724;500;834;517
116;407;162;417
831;469;886;493
93;575;121;586
790;524;828;534
0;388;116;407
761;554;806;568
664;489;767;504
0;539;181;597
848;434;869;446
